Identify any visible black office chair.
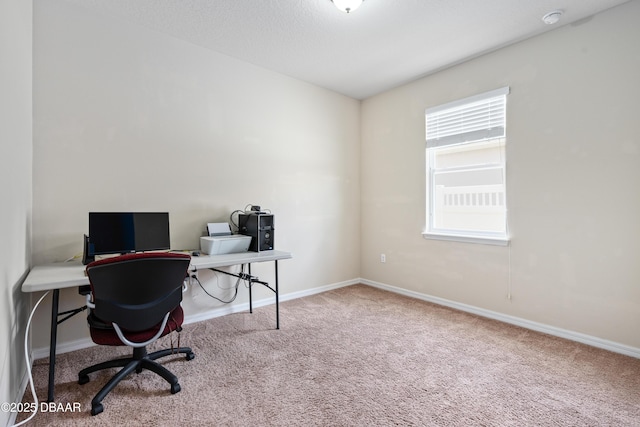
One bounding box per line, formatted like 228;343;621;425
79;252;195;415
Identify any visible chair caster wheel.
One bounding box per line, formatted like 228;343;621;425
91;403;103;416
78;374;90;385
171;383;181;394
186;351;195;361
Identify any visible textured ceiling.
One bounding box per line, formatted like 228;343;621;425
66;0;629;99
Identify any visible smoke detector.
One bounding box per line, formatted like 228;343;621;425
542;10;563;25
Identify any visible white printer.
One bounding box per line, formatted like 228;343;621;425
199;222;251;255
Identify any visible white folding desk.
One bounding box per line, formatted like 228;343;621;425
22;250;292;402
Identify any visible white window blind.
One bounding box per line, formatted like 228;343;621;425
426;86;509;148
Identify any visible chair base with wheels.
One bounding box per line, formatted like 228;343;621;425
79;344;195;415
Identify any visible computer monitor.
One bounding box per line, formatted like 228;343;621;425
88;212;170;255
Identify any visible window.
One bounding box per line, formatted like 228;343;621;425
424;87;509;245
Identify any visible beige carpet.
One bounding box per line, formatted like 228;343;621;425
17;284;640;426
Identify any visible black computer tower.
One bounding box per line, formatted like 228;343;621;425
238;213;274;252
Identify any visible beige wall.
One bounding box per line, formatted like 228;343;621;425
31;0;361;350
361;1;640;349
0;0;33;424
25;0;640;362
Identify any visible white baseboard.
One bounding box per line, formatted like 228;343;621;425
183;278;358;324
32;278;359;359
360;278;640;359
32;337;96;360
6;369;31;427
34;277;637;360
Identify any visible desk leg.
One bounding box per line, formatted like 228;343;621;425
47;289;60;402
248;264;253;313
275;260;279;330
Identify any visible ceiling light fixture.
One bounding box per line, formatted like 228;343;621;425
331;0;364;14
542;10;563;25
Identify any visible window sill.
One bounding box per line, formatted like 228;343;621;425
422;232;510;246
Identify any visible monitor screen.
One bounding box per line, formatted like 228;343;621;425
88;212;170;255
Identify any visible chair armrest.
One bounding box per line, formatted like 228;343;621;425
111;312;170;348
86;293;95;309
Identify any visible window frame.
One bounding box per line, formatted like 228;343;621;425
423;87;510;246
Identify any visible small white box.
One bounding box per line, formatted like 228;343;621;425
200;235;251;255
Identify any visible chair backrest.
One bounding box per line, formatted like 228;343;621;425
86;252;191;332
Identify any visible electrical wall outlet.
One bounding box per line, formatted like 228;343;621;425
380;254;386;263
